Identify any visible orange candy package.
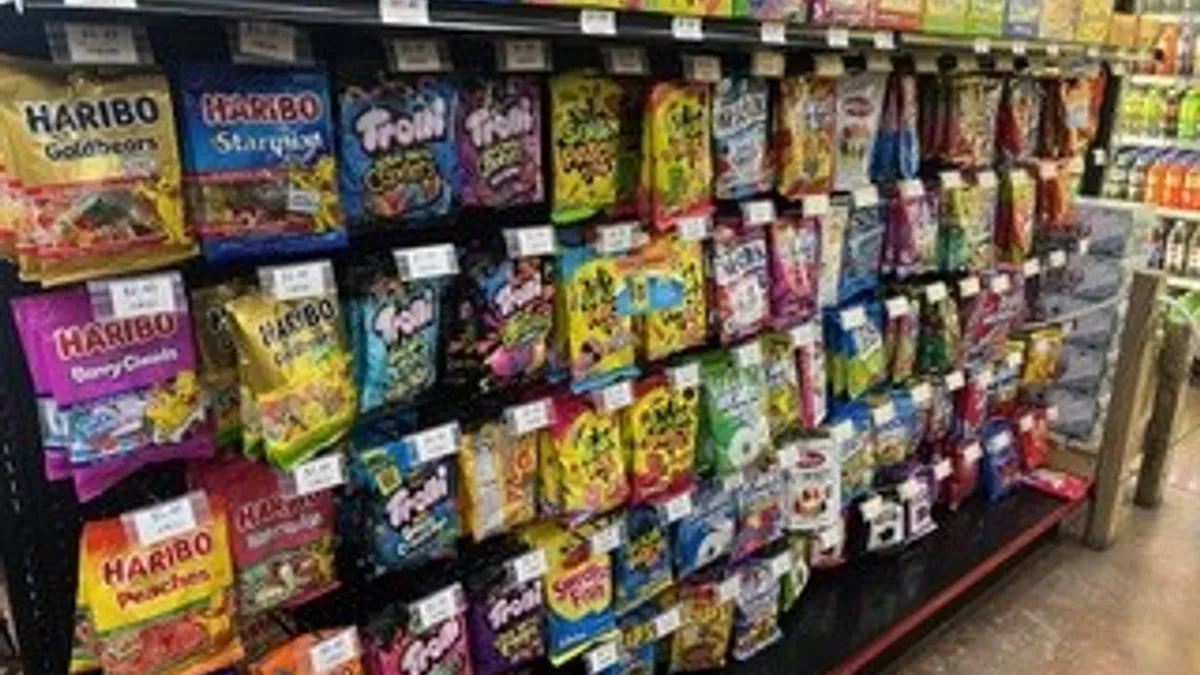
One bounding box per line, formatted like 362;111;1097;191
251;628;365;675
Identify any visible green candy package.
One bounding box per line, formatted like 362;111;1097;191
762;332;802;440
550;70;623;224
917;282;963;374
698;348;770;477
826;302;887;400
883;295;918;384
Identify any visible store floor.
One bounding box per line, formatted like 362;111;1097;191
889;387;1200;675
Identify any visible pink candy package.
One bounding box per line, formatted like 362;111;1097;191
768;214;821;325
458;76;543;208
794;321;827;429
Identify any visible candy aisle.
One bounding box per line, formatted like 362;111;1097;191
0;2;1147;675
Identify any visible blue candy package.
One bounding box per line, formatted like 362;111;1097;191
673;485;736;577
980;419;1021;501
839;201;885;303
177;63;345;262
615;506;673;613
338;76;458;224
831;404;877;502
713;76;772;200
731;466;784;562
731;559;782;662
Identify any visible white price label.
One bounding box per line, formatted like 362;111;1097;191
1019;414;1034;432
596;222;640;254
579;9;617;35
590;522;624;554
678;215;711;240
1047;406;1059;421
866;54;892;72
669;363;701;390
586;642;620;674
873;30;895;50
911;383;932;404
852;186;880;208
940;170;964;189
310;628;360;673
826;27;850;48
963;442;983;463
778;443;800;466
672;16;704;41
414;584;463;630
287;187;320;214
977;170;998;188
945;370;965;391
722;471;745;492
741;199;776;226
991;274;1012;293
132;496;198;546
831;420;855;441
1047;43;1061;56
408;422;461;464
106;273;178;318
1077;238;1090;256
934;458;953;480
988;431;1013;452
859;495;884;519
597;380;634;412
1007;351;1024;368
509;549;549;583
872;402;896;425
1048;250;1067;268
500;40;549;72
663;492;694;522
734;341;764;367
975;368;993;387
1087;45;1101;58
973;37;991;54
65;23;138;64
899;179;925;198
238;21;297;63
293;454;345;496
885;296;910;317
380;0;430;25
1039;161;1058;179
926;282;948;302
504;226;556;257
264;261;331;301
814;54;846;77
770;551;794;578
841;306;867;328
790;323;817;346
505;399;553;435
1012;41;1027;55
718;576;743;602
395;244;458;280
752;50;786;78
959;276;981;297
654;607;683;637
392;39;446;72
1093;149;1107;166
897;477;920;500
605;46;647;75
761;21;786;44
802;193;831;216
64;0;137;6
1023;259;1042;277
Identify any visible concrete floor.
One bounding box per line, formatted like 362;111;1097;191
890;387;1200;675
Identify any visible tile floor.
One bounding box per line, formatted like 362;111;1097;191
890;387;1200;675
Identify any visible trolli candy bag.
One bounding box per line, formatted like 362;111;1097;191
623;374;699;504
459;417;541;542
709;222;771;344
191;456;338;616
251;629;364;675
465;552;546;675
177;64;345;262
77;492;243;675
777;77;837;198
767;213;821;325
713;76;772;201
550;71;623;225
457;76;543;208
642;80;714;230
1;66;195;286
363;585;474;675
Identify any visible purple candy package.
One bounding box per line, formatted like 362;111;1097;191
466;571;545;675
458;76;544;208
768;214;822;326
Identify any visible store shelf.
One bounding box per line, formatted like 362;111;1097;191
1128;73;1200;87
1113;135;1200;151
1164;273;1200;291
1155;206;1200;221
730;488;1084;675
1022;296;1123;331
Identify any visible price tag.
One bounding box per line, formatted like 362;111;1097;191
685;54;722;82
678;214;711;240
752;50;786;78
802;193;830;216
1019;414;1034;432
668;363;701;390
310;628;360;673
741;199;776;226
770;551;794;578
663;492;694;523
413;584;463;631
959;276;981;297
503;226;556;257
597;380;635;412
945;370;965;391
132;496;197;546
831;420;855;441
654;607;683;637
293;454;345;496
866;54;892;72
973;37;991;54
64;0;138;6
911;382;932;404
105;273;178;318
506;548;549;584
963;442;983;463
1023;259;1041;277
392;39;447;72
915;54;940;73
580;9;617;35
859;495;884;519
925;282;948;302
1012;40;1027;55
262;261;332;301
940;170;964;189
1006;351;1024;368
873;30;895;50
872;402;896;425
65;23;137;64
380;0;430;25
1077;237;1090;256
899;179;925;198
395;244;459;280
407;422;461;464
1048;250;1067;268
734;341;764;367
977;170;998;188
852;186;880;208
778;442;800;466
237;21;296;63
1046;42;1061;57
790;322;816;346
991;274;1012;293
718;575;742;602
760;21;786;44
586;642;620;674
605;46;647;75
934;458;953;480
590;522;624;554
1087;45;1101;58
1047;406;1059;421
840;306;867;328
1039;161;1058;179
499;40;550;72
596;222;640;254
826;27;850;48
1093;149;1107;166
975;368;993;388
814;54;846;77
505;399;553;435
897;477;921;500
885;296;910;317
672;16;704;41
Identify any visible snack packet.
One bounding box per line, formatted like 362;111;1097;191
767;213;821;324
612;83;647;219
831;407;877;502
250;628;364;675
827;302;887;400
637;235;707;362
1016;407;1051;470
550;71;623;224
623;374;699;504
713;76;772;201
834;73;887;191
731;559;782;661
541;394;629;521
698;349;770;477
710;223;771;344
731;463;785;560
458;76;543;208
614;506;674;612
762;332;802;439
916;283;962;374
809;0;871;25
459;417;540;542
783;436;842;531
465;552;546;675
338;75;458;224
191;281;250;448
981;419;1021;501
673;485;736;576
818;204;848;308
641;80;714;230
669;578;734;672
883;295;918;383
362;586;473;675
777;77;837;198
924;0;969;33
557;242;639;392
839;199;885;302
793;321;828;429
998;77;1043;164
178;64;345;262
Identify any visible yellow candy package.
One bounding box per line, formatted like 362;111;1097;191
777;77;837;198
225;274;356;468
556;241;639;391
669;578;735;672
637;235;707;362
191;280;251;449
641;81;713;231
550;71;623;225
763;331;802;439
624;373;699;504
0;65;194;286
541;393;629;522
459;417;540;541
78;492;242;675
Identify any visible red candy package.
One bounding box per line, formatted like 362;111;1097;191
947;438;983;510
1016;406;1051;470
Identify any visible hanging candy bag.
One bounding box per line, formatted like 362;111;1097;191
362;586;474;675
251;629;364;675
458;76;543;208
557;242;639;392
713;76;772;201
464;553;546;675
793;321;828;429
549;70;622;224
762;332;802;439
731;559;782;661
614;506;674;612
637;235;707;362
642;80;713;229
732;463;785;561
545;393;629;521
783;436;842;532
698;349;770;477
459;417;540;541
623;374;698;504
709;221;771;344
669;578;735;673
767;213;821;324
191;281;251;448
833;73;887;191
777;77;837;198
